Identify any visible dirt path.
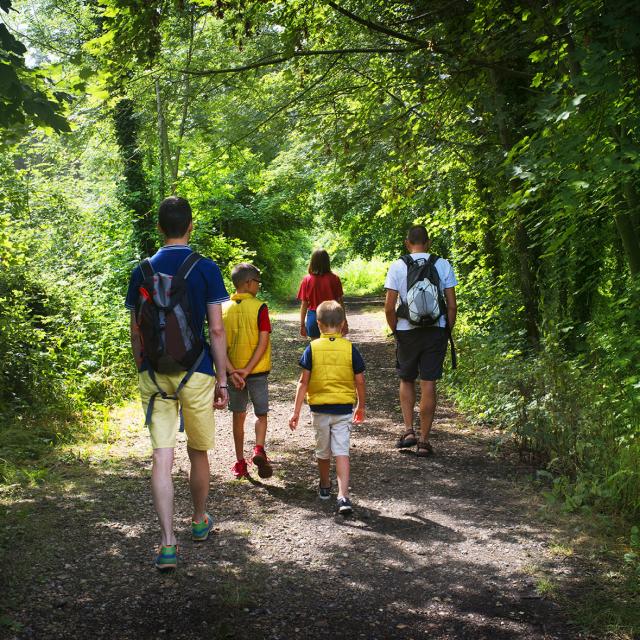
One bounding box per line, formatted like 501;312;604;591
2;301;584;639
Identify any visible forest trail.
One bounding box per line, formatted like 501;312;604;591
2;301;584;640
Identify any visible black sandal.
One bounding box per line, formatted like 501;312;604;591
396;429;418;449
416;441;434;457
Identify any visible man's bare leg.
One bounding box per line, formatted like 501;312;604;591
151;447;176;546
399;380;416;431
418;380;437;443
187;447;210;523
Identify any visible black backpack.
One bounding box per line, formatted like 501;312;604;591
135;252;206;425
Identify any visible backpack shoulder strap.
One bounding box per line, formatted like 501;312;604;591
140;258;155;279
400;254;413;267
174;252;203;282
427;254;440;267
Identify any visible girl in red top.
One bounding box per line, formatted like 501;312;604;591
297;249;348;338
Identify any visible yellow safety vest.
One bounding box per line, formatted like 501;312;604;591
307;333;355;405
222;293;271;374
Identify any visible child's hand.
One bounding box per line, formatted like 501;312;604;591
234;368;250;379
352;406;365;425
230;371;245;389
289;413;299;430
341;321;349;336
300;325;307;338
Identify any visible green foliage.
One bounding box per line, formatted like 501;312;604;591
336;257;388;297
444;322;640;520
0;131;134;478
0;1;70;141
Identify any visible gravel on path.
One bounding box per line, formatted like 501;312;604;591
1;301;586;639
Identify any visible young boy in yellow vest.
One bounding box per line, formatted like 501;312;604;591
289;300;366;515
223;263;273;479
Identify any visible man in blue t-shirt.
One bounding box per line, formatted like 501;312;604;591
125;196;229;571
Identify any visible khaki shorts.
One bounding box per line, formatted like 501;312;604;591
312;412;352;459
138;371;215;451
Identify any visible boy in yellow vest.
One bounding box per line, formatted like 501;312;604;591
223;263;273;479
289;300;366;515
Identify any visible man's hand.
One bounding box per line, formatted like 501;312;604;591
289;413;299;430
230;371;245;389
214;384;228;409
234;367;250;379
352;406;365;425
341;321;349;336
300;325;307;338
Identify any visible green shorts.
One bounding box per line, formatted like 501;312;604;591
138;371;216;451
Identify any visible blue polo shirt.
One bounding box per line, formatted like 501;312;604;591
125;245;229;375
299;343;365;414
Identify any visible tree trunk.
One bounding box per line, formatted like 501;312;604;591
155;79;166;199
155;80;175;194
615;209;640;277
489;69;540;346
113;98;155;257
171;14;195;193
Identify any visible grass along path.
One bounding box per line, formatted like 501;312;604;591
0;300;625;639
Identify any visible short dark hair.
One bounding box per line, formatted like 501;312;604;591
316;300;345;328
158;196;192;238
308;249;331;275
406;225;429;245
231;262;260;288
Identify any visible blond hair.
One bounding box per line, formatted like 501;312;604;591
316;300;345;328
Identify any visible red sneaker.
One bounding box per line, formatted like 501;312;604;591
231;459;250;479
252;445;273;479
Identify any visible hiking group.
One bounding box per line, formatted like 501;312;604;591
126;196;457;571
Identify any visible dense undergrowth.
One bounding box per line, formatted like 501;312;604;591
444;313;640;523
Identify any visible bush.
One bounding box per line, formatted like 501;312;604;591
336;257;389;296
443;327;640;520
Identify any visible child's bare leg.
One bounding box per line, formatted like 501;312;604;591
254;414;267;447
335;455;350;498
317;457;330;487
232;412;247;460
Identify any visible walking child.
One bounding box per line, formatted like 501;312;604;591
223;263;273;479
289;300;365;515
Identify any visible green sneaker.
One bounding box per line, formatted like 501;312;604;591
192;513;214;542
155;544;178;572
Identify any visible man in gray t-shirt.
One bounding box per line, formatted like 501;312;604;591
384;225;458;457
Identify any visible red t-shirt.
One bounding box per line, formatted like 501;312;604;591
297;273;344;310
258;304;271;332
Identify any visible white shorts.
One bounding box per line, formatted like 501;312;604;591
312;412;352;459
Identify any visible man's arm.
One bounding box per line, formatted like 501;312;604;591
206;303;229;408
444;287;457;330
129;311;143;370
353;372;366;423
234;331;269;378
384;289;399;334
289;369;311;430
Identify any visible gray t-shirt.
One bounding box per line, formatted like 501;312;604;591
384;252;457;330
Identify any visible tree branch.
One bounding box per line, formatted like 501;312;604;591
180;46;423;76
322;0;533;78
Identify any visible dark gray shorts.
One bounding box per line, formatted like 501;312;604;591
228;373;269;415
395;328;448;382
